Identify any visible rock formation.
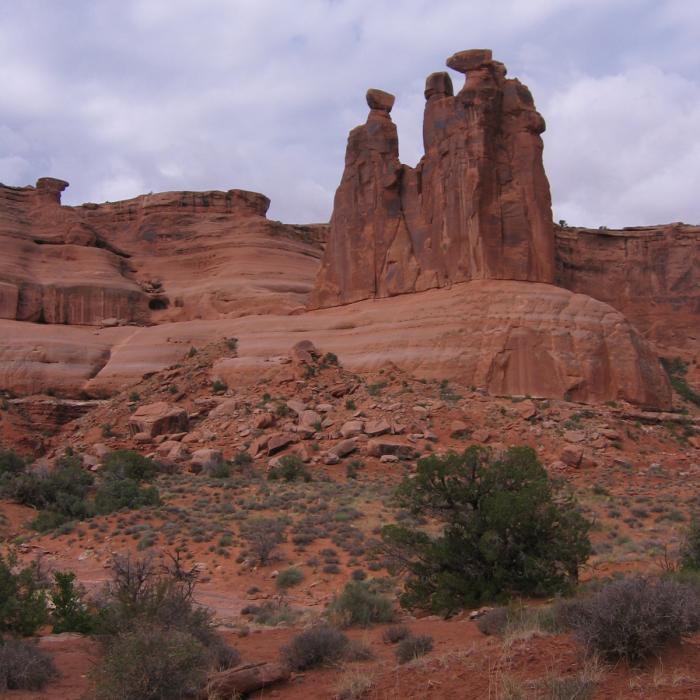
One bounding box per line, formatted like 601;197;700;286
311;49;554;308
2;48;695;411
0;179;323;325
556;223;700;354
0;280;673;407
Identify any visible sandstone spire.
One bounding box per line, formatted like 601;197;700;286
311;49;555;308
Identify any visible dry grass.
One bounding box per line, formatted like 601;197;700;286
334;667;374;699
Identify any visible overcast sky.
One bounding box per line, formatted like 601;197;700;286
1;0;698;227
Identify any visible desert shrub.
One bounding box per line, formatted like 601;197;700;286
570;576;700;663
232;451;252;470
94;478;160;515
212;379;228;395
267;455;310;482
0;449;25;476
382;624;411;644
240;518;286;565
0;639;57;691
381;446;591;615
0;552;49;637
90;625;208;700
96;553;238;672
101;450;158;482
275;567;304;590
327;581;395;628
680;515;700;571
281;624;349;670
50;571;95;634
10;455;94;529
395;635;433;664
476;607;509;636
240;601;299;626
334;668;374;700
51;571;96;634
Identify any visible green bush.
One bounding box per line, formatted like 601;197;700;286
680;516;700;571
101;450;158;482
94;479;160;515
90;625;208;700
267;454;310;482
0;639;57;691
275;567;304;590
0;449;25;476
327;581;395;628
50;571;96;634
661;357;700;407
381;446;591;615
0;552;49;637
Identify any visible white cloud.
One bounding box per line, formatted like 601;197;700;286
0;0;698;226
543;65;700;226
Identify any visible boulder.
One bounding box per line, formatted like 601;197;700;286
340;420;364;438
286;399;307;416
128;402;188;438
267;433;295;455
364;419;390;437
200;662;290;699
367;439;418;460
299;410;322;431
366;88;395;112
253;412;275;429
191;448;224;473
209;399;240;419
330;438;357;459
559;444;584;467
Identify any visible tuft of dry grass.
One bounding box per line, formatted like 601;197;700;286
335;668;374;699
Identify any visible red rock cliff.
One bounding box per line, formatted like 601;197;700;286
556;223;700;355
0;179;324;325
311;49;555;308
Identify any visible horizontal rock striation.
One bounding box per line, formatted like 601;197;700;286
556;223;700;353
0;179;324;325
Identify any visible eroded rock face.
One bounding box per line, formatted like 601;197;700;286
556;223;700;354
311;49;554;308
0;179;324;326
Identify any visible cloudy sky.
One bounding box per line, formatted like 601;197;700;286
1;0;698;227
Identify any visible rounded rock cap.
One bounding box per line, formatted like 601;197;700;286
366;88;395;113
446;49;493;73
424;71;454;100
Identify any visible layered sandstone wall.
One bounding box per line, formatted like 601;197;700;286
0;179;324;325
556;224;700;352
311;49;554;308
